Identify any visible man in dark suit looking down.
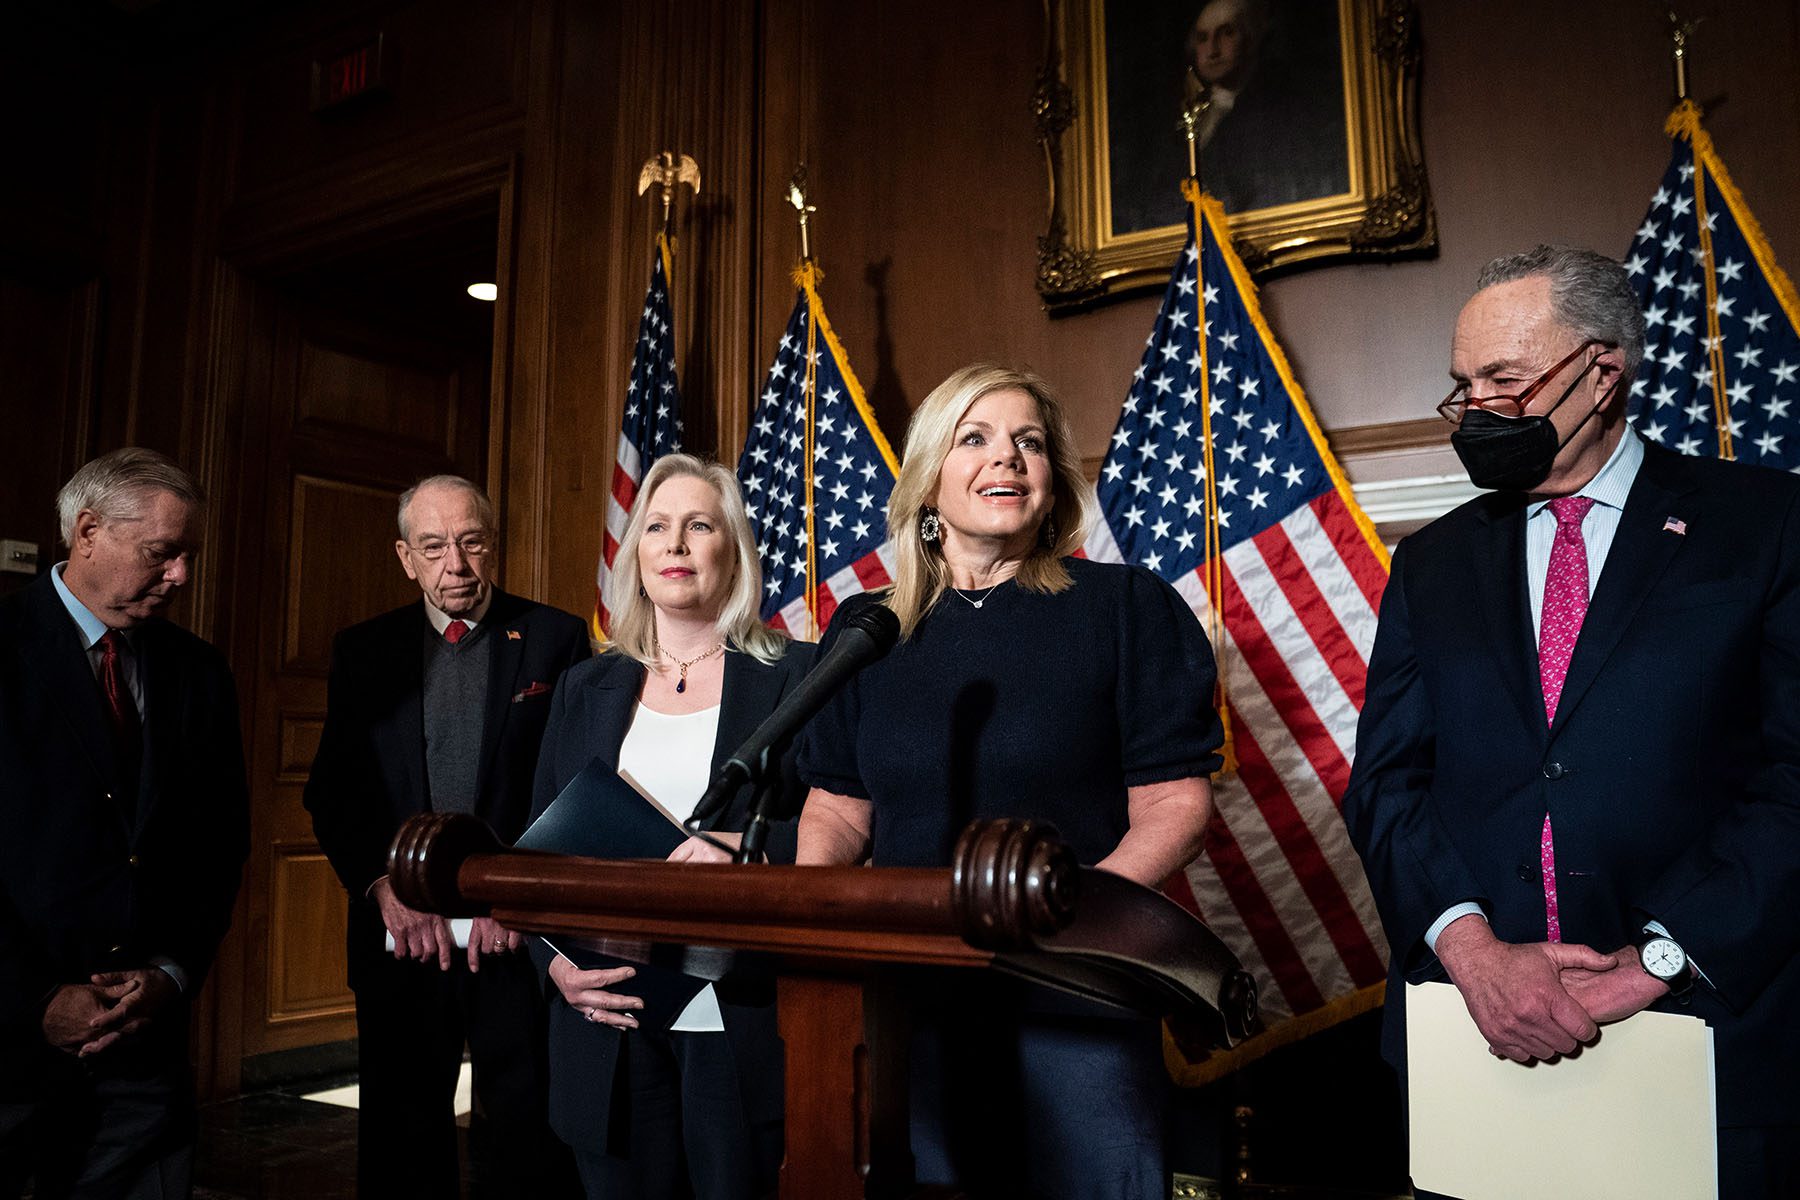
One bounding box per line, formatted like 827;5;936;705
0;447;249;1199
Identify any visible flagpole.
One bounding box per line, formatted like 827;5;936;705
1178;67;1211;187
1189;185;1237;776
1660;17;1735;459
1667;9;1701;104
787;166;822;640
1176;66;1236;772
637;148;703;464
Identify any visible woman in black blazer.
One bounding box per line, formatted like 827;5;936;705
527;454;814;1200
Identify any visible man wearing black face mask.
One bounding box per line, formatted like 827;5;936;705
1344;245;1800;1199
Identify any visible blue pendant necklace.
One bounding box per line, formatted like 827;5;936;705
660;641;724;694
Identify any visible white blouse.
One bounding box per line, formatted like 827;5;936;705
616;702;725;1033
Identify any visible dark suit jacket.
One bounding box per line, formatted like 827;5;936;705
0;573;249;1090
1344;439;1800;1127
304;589;590;985
526;641;816;1149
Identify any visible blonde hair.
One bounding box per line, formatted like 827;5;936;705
605;454;788;666
886;364;1093;638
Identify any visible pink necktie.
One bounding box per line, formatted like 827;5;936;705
1537;495;1595;942
444;619;469;645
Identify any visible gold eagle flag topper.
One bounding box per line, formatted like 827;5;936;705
785;164;819;263
637;152;701;234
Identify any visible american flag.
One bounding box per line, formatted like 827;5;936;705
737;264;901;639
1085;181;1391;1082
1625;101;1800;469
595;233;686;638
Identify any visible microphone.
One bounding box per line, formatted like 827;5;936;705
688;602;901;828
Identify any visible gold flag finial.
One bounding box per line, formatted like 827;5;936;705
637;151;702;235
1178;66;1213;185
786;164;818;262
1667;9;1703;103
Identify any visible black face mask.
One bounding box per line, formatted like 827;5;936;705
1451;408;1565;491
1450;360;1614;492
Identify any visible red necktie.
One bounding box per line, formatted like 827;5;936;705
444;619;469;645
98;630;142;754
1536;495;1595;942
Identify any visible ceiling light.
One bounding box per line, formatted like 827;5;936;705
466;282;498;302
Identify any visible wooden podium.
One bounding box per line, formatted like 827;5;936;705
389;813;1259;1199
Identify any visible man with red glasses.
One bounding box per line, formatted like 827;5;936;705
1345;244;1800;1197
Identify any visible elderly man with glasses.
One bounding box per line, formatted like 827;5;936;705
306;474;588;1199
1344;245;1800;1198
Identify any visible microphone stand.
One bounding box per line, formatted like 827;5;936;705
736;767;785;864
686;742;785;865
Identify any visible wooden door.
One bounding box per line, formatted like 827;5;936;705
237;292;489;1060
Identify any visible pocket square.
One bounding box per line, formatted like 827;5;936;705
512;681;553;702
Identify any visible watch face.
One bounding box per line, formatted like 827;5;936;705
1641;936;1688;980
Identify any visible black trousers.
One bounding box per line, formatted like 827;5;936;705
352;945;575;1199
0;1035;193;1200
571;1028;779;1200
907;986;1168;1200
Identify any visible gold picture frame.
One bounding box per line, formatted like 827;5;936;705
1037;0;1435;309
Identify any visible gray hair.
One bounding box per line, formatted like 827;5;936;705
1475;245;1647;379
57;447;205;547
397;475;495;542
605;454;787;666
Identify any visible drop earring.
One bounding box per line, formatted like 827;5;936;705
920;508;941;544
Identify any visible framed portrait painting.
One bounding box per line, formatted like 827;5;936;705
1037;0;1436;309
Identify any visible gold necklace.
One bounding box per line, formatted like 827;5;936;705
659;641;724;694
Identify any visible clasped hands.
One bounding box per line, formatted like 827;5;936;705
548;834;736;1030
1436;914;1672;1064
42;968;178;1058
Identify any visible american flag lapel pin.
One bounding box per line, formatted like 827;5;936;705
1662;516;1687;536
507;629;523;640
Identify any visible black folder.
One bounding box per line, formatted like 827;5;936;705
516;760;710;1029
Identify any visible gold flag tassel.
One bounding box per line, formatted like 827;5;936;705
1182;176;1237;778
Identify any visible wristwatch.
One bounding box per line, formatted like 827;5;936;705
1636;931;1697;997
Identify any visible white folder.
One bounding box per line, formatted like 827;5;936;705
1406;980;1716;1200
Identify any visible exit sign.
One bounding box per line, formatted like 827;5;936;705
311;34;386;112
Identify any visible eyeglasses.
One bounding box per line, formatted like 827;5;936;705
1437;340;1605;426
409;534;492;561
